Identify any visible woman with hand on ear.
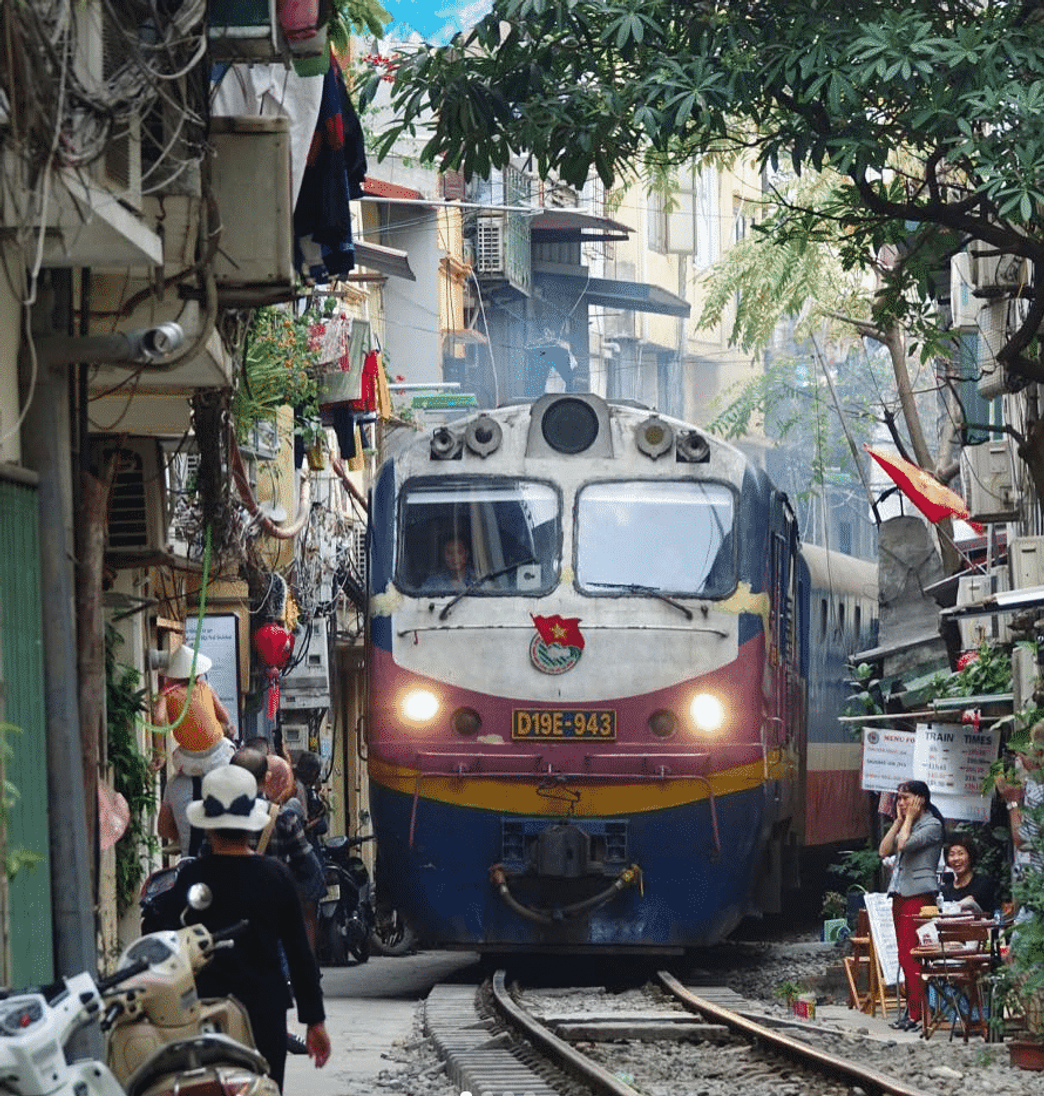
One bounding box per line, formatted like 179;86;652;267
879;779;945;1032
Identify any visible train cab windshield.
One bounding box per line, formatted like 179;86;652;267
398;478;560;596
576;481;736;598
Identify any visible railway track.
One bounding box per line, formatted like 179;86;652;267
422;969;936;1096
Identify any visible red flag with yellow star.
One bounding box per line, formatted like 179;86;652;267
865;445;984;534
532;614;585;649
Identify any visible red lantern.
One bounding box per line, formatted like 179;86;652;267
254;623;294;719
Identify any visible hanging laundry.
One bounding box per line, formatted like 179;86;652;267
293;52;368;281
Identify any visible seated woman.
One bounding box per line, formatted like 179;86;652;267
940;835;995;914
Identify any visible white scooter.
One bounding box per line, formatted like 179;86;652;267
0;957;145;1096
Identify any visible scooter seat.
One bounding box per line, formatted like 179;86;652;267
124;1034;270;1096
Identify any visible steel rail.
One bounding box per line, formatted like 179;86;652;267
489;970;640;1096
657;970;934;1096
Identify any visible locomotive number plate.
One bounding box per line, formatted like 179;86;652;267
512;708;616;740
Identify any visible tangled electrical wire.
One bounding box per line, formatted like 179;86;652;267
0;0;209;233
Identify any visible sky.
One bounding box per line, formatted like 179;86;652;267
380;0;493;44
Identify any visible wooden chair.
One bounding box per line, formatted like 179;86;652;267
917;920;993;1041
843;908;874;1012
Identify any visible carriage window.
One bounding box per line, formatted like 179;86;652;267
576;481;736;597
398;478;560;595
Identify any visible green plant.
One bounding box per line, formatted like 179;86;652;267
987;730;1044;1042
925;642;1014;703
843;661;885;740
327;0;390;53
0;723;43;880
105;625;156;916
773;980;804;1007
828;846;881;891
821;890;846;918
233;306;322;446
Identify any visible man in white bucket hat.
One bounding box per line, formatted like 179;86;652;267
163;765;331;1090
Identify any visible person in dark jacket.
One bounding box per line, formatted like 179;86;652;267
165;765;331;1090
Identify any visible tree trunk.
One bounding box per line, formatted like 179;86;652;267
76;470;108;899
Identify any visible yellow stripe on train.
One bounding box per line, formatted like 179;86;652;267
367;753;792;816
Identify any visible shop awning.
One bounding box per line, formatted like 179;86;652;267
539;272;690;316
530;210;633;242
353;241;416;281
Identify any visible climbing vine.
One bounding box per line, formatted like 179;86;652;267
105;626;156;915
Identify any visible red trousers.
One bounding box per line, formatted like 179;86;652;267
892;892;933;1019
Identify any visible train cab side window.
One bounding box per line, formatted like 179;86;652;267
820;598;827;641
854;605;862;645
576;480;736;597
397;478;560;595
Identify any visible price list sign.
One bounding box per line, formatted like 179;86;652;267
912;723;996;820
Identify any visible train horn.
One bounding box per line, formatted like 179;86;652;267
430;427;463;460
676;429;711;463
465;415;503;456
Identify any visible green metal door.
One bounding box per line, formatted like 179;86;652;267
0;475;54;985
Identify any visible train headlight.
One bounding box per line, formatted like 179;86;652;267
648;709;678;739
400;688;440;725
451;707;482;736
689;692;726;733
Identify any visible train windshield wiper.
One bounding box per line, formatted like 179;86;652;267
587;582;694;621
438;558;538;620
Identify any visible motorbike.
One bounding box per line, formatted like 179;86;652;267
316;834;377;965
0;960;143;1096
139;858;193;935
106;882;281;1096
0;885;276;1096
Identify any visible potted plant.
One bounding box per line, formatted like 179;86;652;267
987;715;1044;1067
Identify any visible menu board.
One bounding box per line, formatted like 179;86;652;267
861;728;915;793
863;891;901;988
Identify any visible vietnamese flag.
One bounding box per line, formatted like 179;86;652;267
532;614;585;650
865;446;985;534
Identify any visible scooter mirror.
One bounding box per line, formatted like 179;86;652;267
187;883;213;911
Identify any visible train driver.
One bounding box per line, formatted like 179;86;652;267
422;535;477;591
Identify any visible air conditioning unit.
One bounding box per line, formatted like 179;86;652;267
976;298;1008;398
956;570;1010;649
75;0;143;209
476;215;505;274
950;250;980;328
1013;643;1039;712
91;437;168;556
1011;536;1044;590
969;246;1031;291
960;439;1018;522
210;116;294;304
